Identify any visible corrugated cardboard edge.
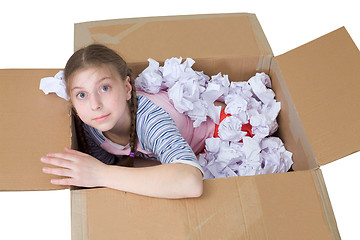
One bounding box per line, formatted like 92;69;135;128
74;12;270;53
74;13;272;82
270;59;317;170
312;168;341;240
70;112;78;151
247;14;274;73
71;189;88;240
74;13;251;50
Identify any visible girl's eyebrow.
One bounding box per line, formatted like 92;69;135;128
71;86;83;91
71;77;111;91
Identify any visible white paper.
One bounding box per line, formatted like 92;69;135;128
135;58;163;93
259;137;293;174
201;73;230;124
199;136;293;178
248;72;275;105
135;57;293;179
136;57;223;127
39;70;69;101
218;116;247;142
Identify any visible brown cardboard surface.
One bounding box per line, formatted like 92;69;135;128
75;13;273;81
0;69;70;190
71;169;338;240
275;27;360;166
270;60;317;171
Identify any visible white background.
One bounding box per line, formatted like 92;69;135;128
1;0;359;239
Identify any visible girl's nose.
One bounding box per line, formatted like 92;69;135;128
90;93;103;111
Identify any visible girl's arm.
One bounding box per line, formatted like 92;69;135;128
41;148;203;199
104;160;203;199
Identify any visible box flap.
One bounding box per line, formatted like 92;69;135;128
270;60;317;171
75;13;273;81
71;170;339;239
0;69;70;191
275;27;360;166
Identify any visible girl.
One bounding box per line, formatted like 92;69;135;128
41;44;222;199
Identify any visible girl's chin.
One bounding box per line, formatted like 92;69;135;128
88;122;114;133
96;126;113;133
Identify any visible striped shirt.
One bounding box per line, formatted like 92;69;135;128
83;93;215;174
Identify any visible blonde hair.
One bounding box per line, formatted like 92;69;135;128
65;44;137;166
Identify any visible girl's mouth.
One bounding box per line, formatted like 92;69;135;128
93;114;110;122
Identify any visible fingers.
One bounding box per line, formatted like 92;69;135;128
65;147;89;156
41;156;73;169
41;148;98;187
45;152;80;162
42;165;74;186
45;148;88;161
42;166;73;178
42;156;74;178
50;178;74;186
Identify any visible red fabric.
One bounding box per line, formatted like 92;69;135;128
214;108;253;139
241;122;254;138
214;109;231;138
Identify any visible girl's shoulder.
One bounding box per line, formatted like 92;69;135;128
136;93;171;118
135;94;178;140
136;94;154;117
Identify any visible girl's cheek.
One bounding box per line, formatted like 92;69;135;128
72;103;86;119
75;110;89;125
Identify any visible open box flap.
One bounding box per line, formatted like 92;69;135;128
74;13;273;81
0;69;70;191
71;169;339;240
275;27;360;166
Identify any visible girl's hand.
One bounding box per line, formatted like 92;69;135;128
41;147;107;187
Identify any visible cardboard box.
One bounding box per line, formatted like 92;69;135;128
1;13;359;239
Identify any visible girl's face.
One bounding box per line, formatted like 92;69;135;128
69;65;132;132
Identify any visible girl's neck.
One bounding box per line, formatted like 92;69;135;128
103;130;130;146
103;107;132;146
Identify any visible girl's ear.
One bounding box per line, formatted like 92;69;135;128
125;76;132;100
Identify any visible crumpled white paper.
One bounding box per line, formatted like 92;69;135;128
198;136;293;178
217;116;247;142
135;59;163;94
134;57;294;178
136;57;225;127
201;73;230;124
224;72;280;141
39;70;69;101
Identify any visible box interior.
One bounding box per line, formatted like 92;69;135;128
75;13;273;83
74;13;360;172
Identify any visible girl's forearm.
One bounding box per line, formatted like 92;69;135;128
99;163;203;199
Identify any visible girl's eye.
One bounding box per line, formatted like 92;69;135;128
77;92;87;99
101;85;110;92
